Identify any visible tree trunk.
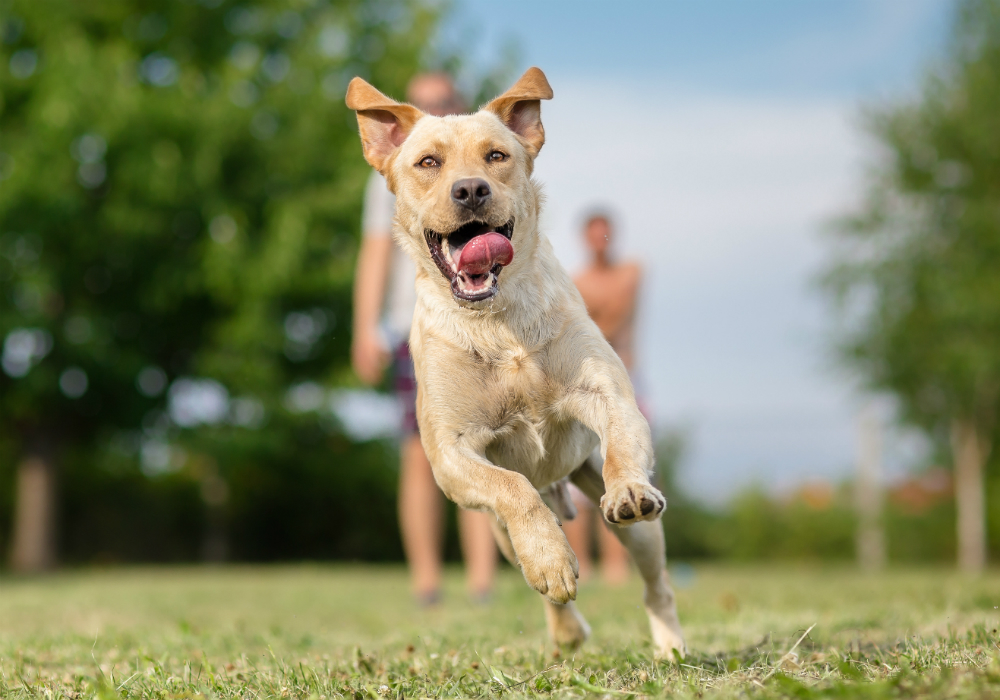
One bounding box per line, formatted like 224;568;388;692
199;464;229;563
9;452;58;573
951;419;988;573
855;406;885;570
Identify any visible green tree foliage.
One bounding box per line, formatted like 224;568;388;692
822;0;1000;568
0;0;456;564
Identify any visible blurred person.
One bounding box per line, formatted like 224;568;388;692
351;73;497;604
565;211;643;585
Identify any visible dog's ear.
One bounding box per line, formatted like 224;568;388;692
484;67;553;158
346;77;424;172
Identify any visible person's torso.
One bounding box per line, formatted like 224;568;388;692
574;263;639;369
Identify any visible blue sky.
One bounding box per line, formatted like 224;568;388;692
447;1;952;97
437;1;955;503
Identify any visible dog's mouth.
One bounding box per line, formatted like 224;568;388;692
426;219;514;302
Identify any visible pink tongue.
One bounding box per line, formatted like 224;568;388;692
456;232;514;274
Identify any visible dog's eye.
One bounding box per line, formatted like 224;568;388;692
417;156;439;168
488;151;507;163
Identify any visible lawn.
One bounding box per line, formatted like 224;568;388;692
2;564;999;698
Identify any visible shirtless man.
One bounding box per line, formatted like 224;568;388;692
565;212;642;584
574;213;642;371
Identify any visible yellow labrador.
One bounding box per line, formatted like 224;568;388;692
346;68;684;657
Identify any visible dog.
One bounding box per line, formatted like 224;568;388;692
346;67;684;657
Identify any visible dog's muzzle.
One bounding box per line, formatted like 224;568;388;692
425;219;514;302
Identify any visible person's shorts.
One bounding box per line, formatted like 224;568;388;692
393;342;419;435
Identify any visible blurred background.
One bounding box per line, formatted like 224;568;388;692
1;0;998;573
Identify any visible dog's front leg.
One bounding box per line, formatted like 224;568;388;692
560;382;666;526
432;442;579;604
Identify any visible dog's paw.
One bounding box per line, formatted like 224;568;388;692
510;517;579;604
601;481;666;525
522;550;578;605
544;601;591;649
651;621;686;661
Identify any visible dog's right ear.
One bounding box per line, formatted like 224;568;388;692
484;67;553;158
345;78;424;173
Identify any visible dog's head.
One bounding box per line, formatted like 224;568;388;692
346;68;552;305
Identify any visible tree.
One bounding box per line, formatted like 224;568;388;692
0;0;448;570
823;0;1000;571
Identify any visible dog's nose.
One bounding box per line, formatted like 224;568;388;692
451;178;492;210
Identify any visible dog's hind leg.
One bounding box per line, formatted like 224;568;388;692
571;456;685;659
492;505;591;648
617;521;685;659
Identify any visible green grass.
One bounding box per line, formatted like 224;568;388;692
2;564;1000;698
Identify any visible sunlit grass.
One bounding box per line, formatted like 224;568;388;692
2;564;999;698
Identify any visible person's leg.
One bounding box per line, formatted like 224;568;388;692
398;433;443;602
458;508;498;600
598;519;631;585
561;484;594;583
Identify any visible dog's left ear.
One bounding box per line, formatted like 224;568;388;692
484;67;553;158
346;77;424;173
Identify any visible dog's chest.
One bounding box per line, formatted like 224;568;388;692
477;347;596;488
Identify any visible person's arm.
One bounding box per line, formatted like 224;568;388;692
622;262;642;327
352;233;392;385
